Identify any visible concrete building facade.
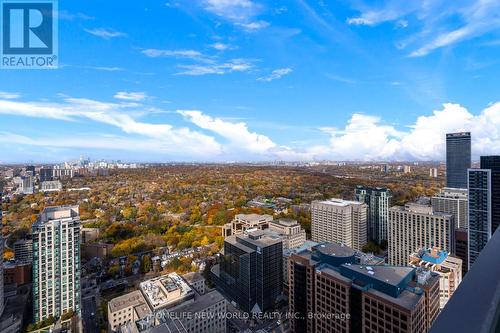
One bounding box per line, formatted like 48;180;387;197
431;188;468;229
409;247;462;309
288;242;440;333
388;203;455;266
311;199;368;251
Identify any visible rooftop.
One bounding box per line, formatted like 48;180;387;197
314;242;355;258
172;290;225;314
272;218;299;227
391;203;452;217
139;273;194;311
35;205;79;225
234;213;273;223
109;290;147;313
420;248;448;265
313;198;365;207
341;264;415;288
182;271;204;284
234;230;283;248
317;264;423;311
283;240;319;257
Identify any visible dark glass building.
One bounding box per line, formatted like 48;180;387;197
211;230;282;313
455;228;468;277
480;156;500;234
446;132;471;188
467;169;491;269
354;186;391;243
39;168;53;182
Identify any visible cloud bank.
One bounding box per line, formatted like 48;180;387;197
0;96;499;161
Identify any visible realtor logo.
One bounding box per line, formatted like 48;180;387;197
1;0;58;69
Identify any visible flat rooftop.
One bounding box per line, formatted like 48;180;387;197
273;218;299;227
182;271;204;284
342;264;414;287
234;213;273;223
139;273;194;311
35;205;80;227
314;242;356;258
235;230;282;248
109;290;147;313
313;198;364;207
420;248;448;264
173;290;225;314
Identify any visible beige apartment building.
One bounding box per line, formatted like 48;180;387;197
268;218;306;250
409;247;463;309
388;202;455;266
311;199;368;251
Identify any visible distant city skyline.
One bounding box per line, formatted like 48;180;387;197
1;1;500;162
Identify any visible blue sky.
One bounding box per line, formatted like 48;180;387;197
0;0;500;163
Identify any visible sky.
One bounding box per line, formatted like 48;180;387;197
0;0;500;163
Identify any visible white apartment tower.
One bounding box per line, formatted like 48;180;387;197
311;199;368;251
431;187;468;229
388;202;455;266
32;206;81;322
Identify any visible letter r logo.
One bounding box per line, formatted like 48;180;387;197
2;1;53;54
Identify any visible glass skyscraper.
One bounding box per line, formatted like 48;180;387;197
354;186;392;243
32;206;81;322
480;156;500;234
467;169;491;269
211;230;282;313
446;132;471;188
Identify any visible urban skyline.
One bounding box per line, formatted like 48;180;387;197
1;1;500;332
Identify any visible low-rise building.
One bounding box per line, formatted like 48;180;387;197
80;228;100;244
110;273;226;333
182;272;205;295
13;239;32;263
140;274;195;313
221;214;273;237
3;261;32;285
409;247;462;309
108;290;152;332
268;218;306;250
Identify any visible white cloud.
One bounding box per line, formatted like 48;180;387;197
2;96;499;161
0;91;20;99
114;91;148;101
210;42;233;51
204;0;257;21
82;66;124;72
347;0;500;56
0;97;221;157
141;49;206;60
257;68;292;82
237;20;270;31
84;28;126;39
202;0;269;31
315;102;500;160
176;59;253;76
178;110;276;153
